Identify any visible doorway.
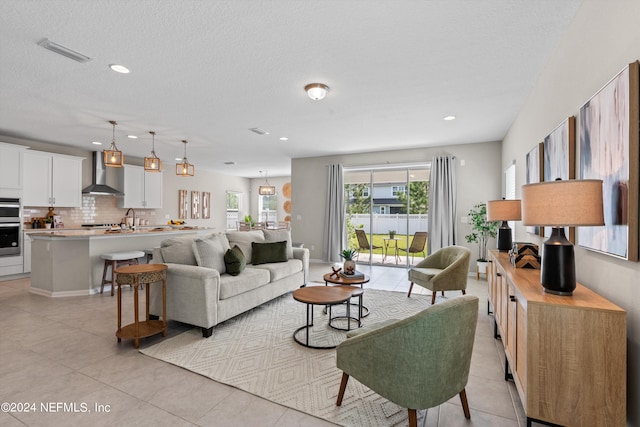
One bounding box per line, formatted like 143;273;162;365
344;164;429;267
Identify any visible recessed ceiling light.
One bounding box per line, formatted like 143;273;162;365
109;64;130;74
127;135;137;139
175;157;182;161
92;141;102;145
443;115;456;121
279;137;289;141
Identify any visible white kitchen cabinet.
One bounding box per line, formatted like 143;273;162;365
118;164;163;209
22;151;84;207
0;142;28;191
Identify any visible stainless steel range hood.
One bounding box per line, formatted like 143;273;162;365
82;152;124;196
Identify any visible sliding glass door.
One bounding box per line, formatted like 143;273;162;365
344;164;429;267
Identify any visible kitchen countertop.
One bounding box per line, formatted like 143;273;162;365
28;227;210;239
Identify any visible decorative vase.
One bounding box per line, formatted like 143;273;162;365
343;260;356;275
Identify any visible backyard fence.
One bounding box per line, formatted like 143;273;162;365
349;213;428;235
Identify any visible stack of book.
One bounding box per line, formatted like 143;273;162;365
340;270;365;279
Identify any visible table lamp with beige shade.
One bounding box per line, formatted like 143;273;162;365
486;199;522;252
521;179;604;295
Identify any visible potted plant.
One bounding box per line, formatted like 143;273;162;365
340;248;358;275
388;230;396;239
44;216;53;229
464;203;498;266
244;215;255;228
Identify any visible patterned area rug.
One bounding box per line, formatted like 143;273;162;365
140;287;433;426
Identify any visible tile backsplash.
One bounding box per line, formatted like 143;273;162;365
22;195;158;228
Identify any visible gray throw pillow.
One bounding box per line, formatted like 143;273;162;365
224;245;246;276
160;236;197;265
193;237;226;273
251;241;288;265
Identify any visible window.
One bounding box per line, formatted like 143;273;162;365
226;191;243;230
258;194;277;223
392;185;406;196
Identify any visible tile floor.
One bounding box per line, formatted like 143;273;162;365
0;263;530;427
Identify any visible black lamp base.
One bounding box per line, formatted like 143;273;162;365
541;227;575;296
497;221;512;252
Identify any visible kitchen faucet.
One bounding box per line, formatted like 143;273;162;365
125;208;136;230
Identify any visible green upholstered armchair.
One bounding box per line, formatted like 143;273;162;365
336;295;479;427
407;245;471;304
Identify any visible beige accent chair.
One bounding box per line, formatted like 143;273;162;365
407;245;471;304
336;295;479;427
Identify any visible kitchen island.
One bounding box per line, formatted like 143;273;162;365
29;227;210;297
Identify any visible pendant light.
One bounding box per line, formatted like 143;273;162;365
144;131;162;172
258;170;276;195
103;120;124;167
176;140;194;176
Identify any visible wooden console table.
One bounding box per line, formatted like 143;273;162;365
488;250;626;427
115;263;168;349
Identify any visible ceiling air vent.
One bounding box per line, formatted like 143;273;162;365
248;127;269;135
37;38;93;63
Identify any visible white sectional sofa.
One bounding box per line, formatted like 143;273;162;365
149;229;309;337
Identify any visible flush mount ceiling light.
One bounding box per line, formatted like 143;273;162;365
103;120;124;167
258;171;276;195
144;131;162;172
443;115;456;121
37;38;92;63
304;83;330;100
176;140;194;176
109;64;130;74
279;137;289;141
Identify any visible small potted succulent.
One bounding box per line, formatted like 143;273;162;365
44;216;54;229
340;248;358;275
388;230;396;239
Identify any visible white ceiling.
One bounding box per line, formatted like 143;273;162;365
0;0;582;178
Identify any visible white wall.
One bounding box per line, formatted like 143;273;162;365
291;142;502;262
501;1;640;423
158;168;250;231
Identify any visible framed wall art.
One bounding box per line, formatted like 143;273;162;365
578;61;639;261
202;191;210;219
543;116;576;242
179;190;188;220
191;191;200;219
525;143;544;236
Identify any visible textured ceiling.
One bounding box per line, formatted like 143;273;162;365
0;1;582;177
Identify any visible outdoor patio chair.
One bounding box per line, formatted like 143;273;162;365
355;229;381;260
398;231;428;263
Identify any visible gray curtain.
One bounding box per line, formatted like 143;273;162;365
323;164;345;262
428;155;457;254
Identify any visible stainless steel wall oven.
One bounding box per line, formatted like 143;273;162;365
0;198;21;256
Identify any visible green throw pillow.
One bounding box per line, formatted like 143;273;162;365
251;241;288;265
224;245;246;276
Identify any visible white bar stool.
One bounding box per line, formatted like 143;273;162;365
100;251;145;296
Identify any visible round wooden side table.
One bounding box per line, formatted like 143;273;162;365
323;272;371;317
115;263;168;348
